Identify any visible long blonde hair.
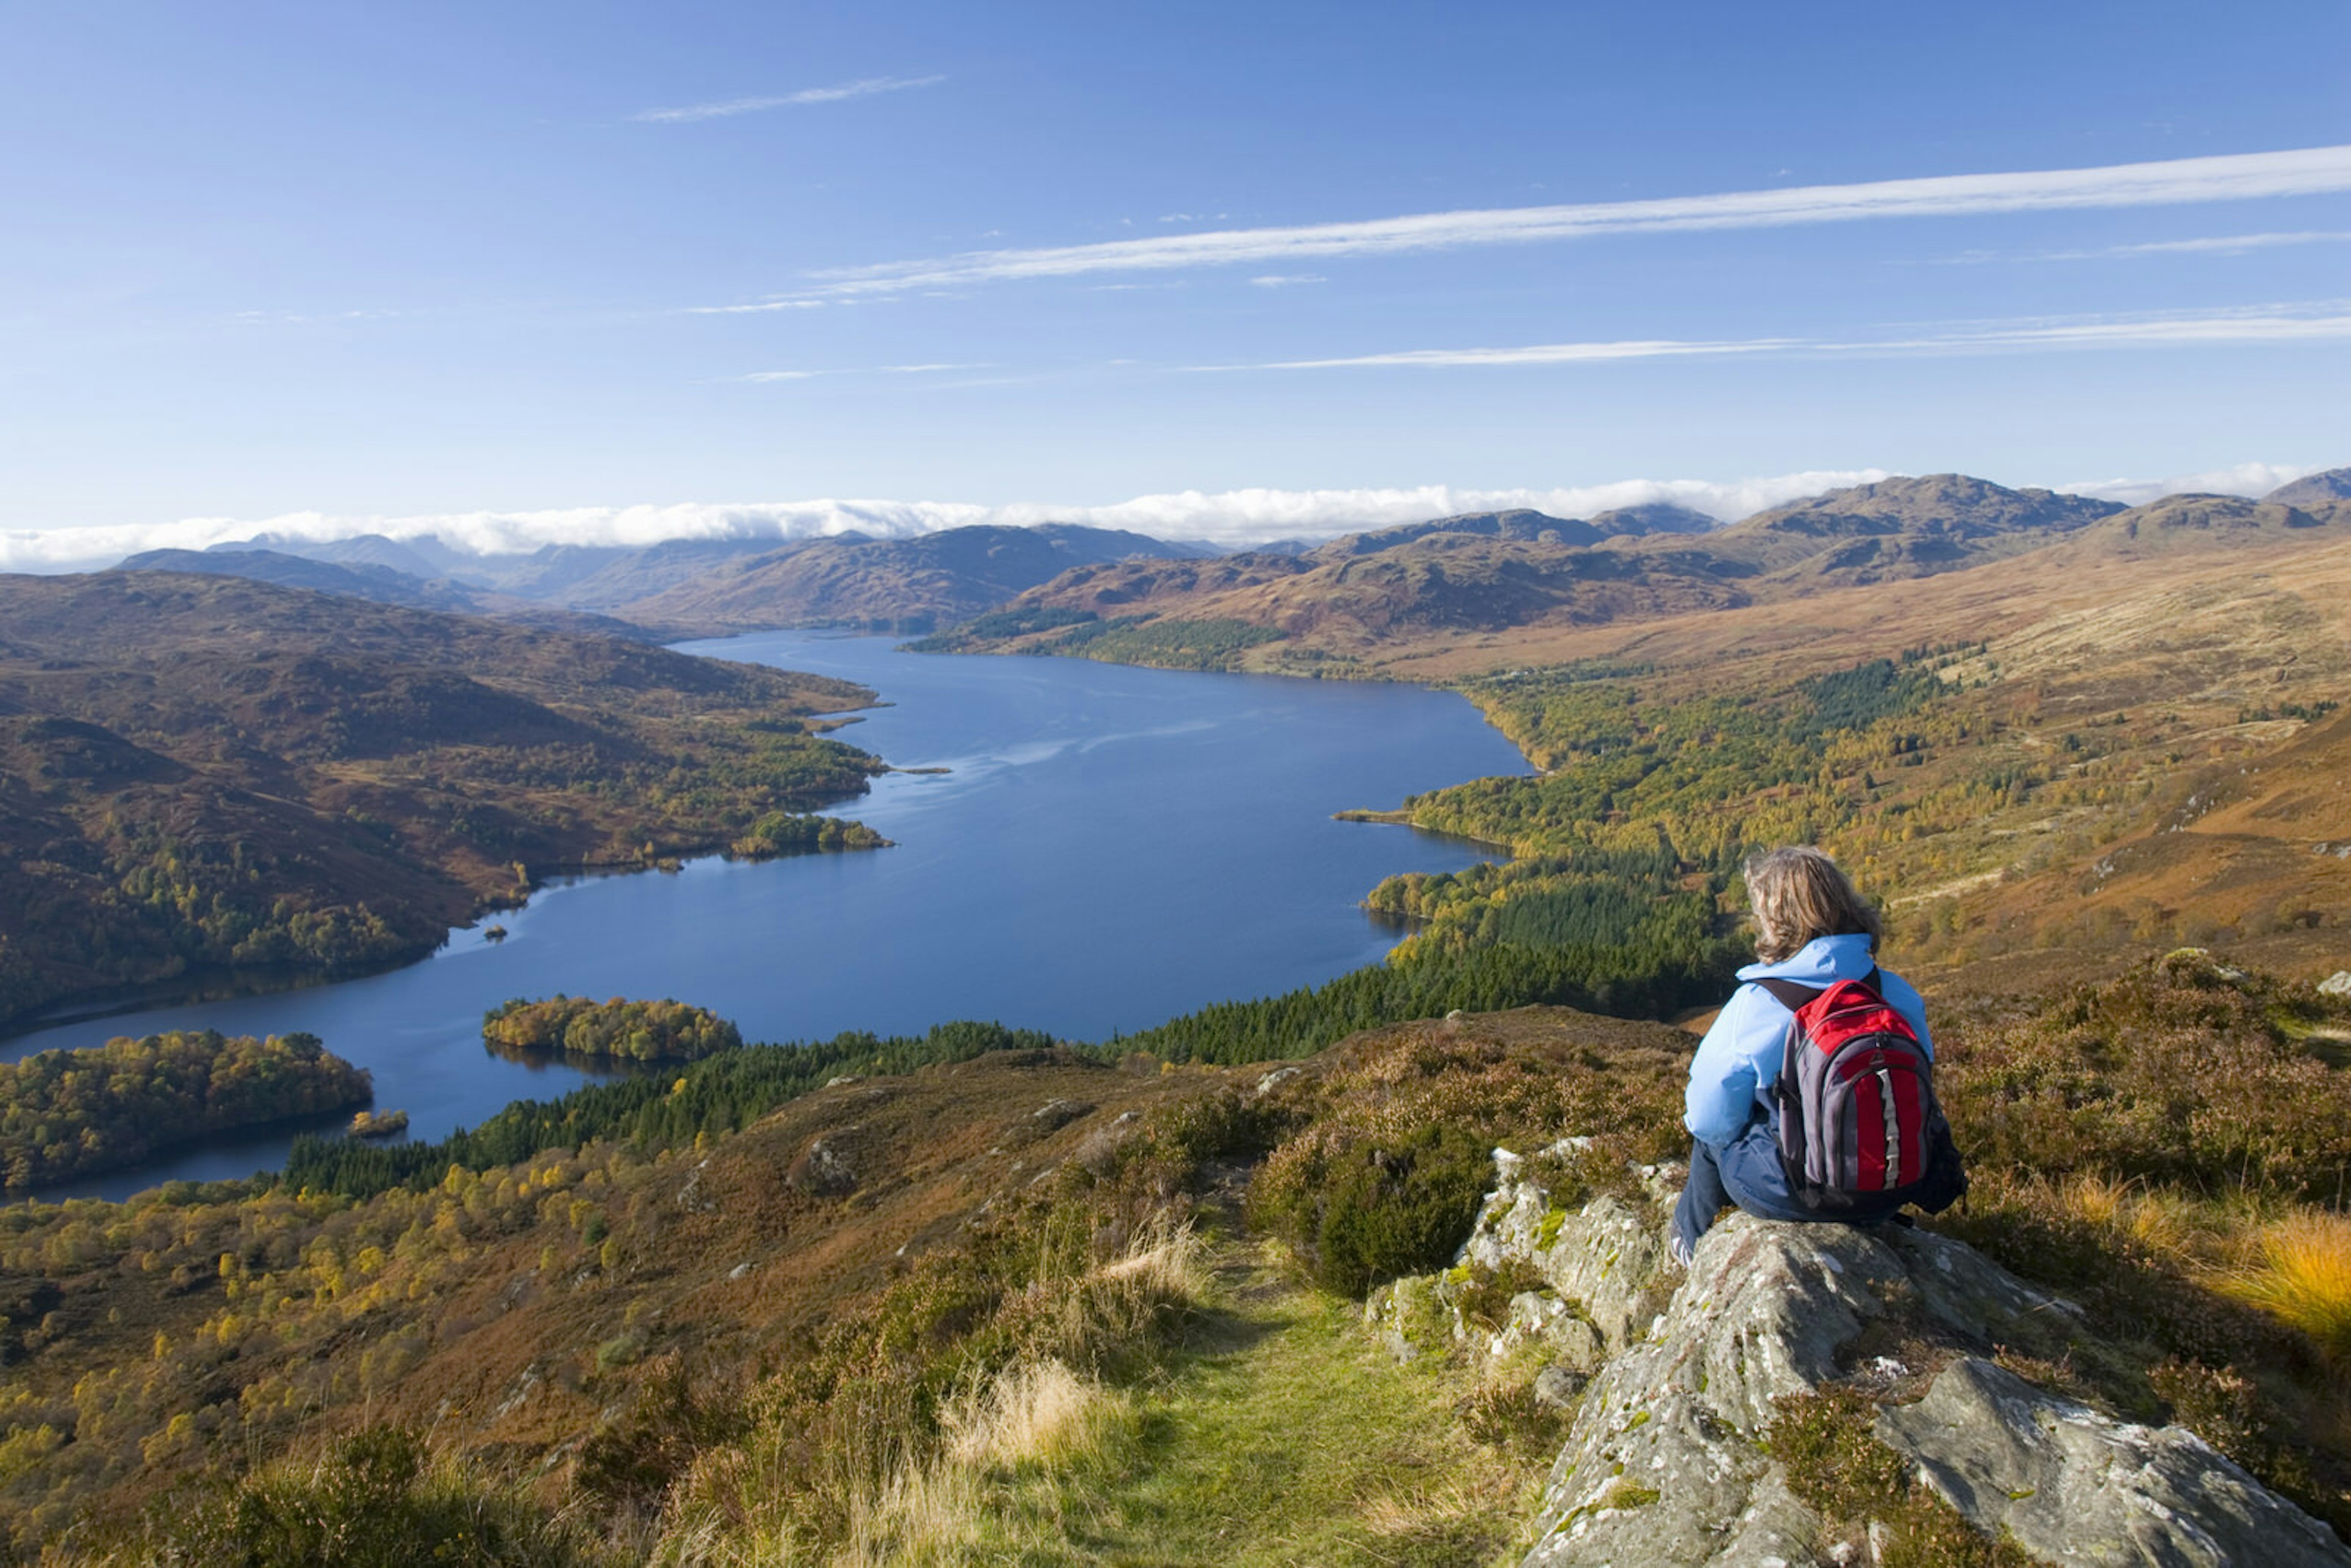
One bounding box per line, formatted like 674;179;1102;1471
1744;846;1882;963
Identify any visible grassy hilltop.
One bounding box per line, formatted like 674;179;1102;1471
4;472;2351;1561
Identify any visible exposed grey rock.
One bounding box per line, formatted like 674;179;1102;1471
1253;1065;1305;1097
1533;1366;1590;1410
1878;1357;2351;1567
2319;970;2351;997
1403;1146;2351;1567
1030;1098;1093;1129
786;1133;858;1196
1465;1141;1675;1350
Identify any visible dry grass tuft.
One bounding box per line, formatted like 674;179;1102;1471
2225;1212;2351;1362
1359;1479;1483;1537
943;1359;1122;1472
1095;1214;1212;1296
834;1459;983;1567
1003;1214;1212;1371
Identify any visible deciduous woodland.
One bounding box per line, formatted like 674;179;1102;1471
481;997;743;1063
0;1032;370;1190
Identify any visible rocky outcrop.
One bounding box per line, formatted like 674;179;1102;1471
1379;1143;2351;1568
1879;1357;2349;1567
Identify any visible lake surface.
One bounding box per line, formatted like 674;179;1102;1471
4;635;1528;1199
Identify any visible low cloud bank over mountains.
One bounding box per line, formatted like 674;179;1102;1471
0;462;2322;574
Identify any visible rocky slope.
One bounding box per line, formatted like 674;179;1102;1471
1371;1146;2350;1566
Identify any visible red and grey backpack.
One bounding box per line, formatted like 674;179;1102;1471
1754;969;1967;1215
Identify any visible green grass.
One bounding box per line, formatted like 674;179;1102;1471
984;1238;1538;1567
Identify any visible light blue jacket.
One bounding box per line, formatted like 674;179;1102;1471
1682;934;1933;1147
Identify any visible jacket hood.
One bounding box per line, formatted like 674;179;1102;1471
1734;932;1878;986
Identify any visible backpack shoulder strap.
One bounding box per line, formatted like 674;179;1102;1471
1752;977;1822;1010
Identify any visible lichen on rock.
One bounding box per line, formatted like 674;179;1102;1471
1384;1144;2351;1567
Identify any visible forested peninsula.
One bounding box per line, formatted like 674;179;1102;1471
0;1030;370;1188
0;572;891;1032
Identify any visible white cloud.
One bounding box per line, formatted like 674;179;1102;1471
634;75;943;124
702;144;2351;304
2;475;1893;572
2064;461;2320;506
1252;337;1801;369
2081;229;2351;258
1230;304;2351;371
13;460;2325;576
1248;274;1327;288
692;298;828;315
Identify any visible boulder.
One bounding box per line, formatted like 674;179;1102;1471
1878;1357;2351;1567
786;1132;859;1196
1411;1147;2349;1567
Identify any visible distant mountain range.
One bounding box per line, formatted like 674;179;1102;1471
102;470;2348;651
927;470;2350;667
119;523;1216;637
116;546;672;642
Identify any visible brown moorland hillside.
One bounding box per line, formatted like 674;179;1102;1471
1353;518;2351;1010
0;572;885;1030
930;475;2167;669
2267;463;2351;522
9;960;2351;1561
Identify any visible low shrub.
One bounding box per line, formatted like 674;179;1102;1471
1455;1376;1566;1457
1253;1120;1493;1296
1764;1389;2036;1568
111;1426;599;1567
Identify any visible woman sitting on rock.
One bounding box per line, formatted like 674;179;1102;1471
1670;845;1935;1266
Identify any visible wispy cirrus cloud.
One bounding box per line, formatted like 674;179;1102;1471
1226;304;2351;372
1937;229;2351;264
2061;229;2351;259
634;74;942;124
695;144;2351;308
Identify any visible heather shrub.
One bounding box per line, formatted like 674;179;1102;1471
1247;1020;1684;1296
112;1426;598;1567
1937;952;2351;1199
1764;1389;2036;1568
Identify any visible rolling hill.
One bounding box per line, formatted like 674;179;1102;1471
611;522;1217;634
0;572;885;1030
928;474;2346;672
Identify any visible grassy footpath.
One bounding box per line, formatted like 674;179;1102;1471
918;1196;1540;1568
1073;1242;1535;1567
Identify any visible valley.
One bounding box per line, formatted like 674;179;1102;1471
6;465;2351;1564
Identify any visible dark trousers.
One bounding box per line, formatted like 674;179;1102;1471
1673;1119;1814;1256
1673;1117;1900;1256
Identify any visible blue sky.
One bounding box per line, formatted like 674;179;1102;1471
2;1;2347;560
